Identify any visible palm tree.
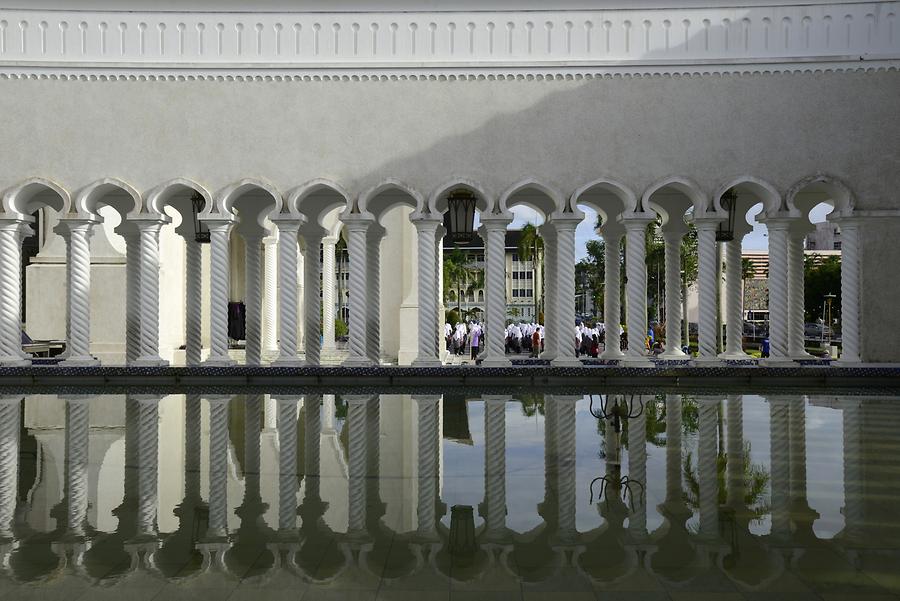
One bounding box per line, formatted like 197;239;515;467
741;257;755;322
518;223;544;321
443;248;484;315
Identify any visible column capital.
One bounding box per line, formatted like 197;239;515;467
479;214;513;229
618;212;656;227
128;213;172;226
410;216;443;232
341;213;377;230
271;217;305;234
53;216;99;235
0;217;31;234
547;213;583;229
412;394;442;406
690;215;725;230
756;216;795;230
201;218;236;233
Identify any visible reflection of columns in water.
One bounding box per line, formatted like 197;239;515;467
664;395;683;507
768;396;791;541
135;395;161;538
725;395;745;510
789;397;808;505
414;395;440;538
697;397;719;539
236;394;268;532
842;400;864;542
627;395;648;539
365;397;383;525
276;396;300;533
346;396;371;534
543;393;558;526
322;394;336;433
0;397;21;539
554;395;580;542
305;394;322;501
184;393;204;507
206;395;231;539
482;396;507;537
64;396;92;537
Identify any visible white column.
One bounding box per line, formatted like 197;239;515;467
271;219;303;366
0;221;32;366
621;216;653;365
661;228;687;358
599;226;624;360
788;230;811;359
550;217;583;367
763;220;791;363
120;225;142;365
414;395;440;538
482;396;508;539
627;395;648;540
133;220;169;366
206;395;231;539
63;395;91;537
0;397;21;539
134;395;161;538
720;238;750;359
697;397;719;539
263;235;279;356
243;234;264;366
276;396;300;534
203;220;236;366
768;396;791;542
411;218;442;367
553;395;580;544
342;218;373;367
321;237;337;352
479;218;512;367
834;218;860;363
366;225;385;365
345;395;370;534
539;224;558;361
725;395;745;511
693;218;721;363
302;227;324;366
184;238;204;366
56;219;100;366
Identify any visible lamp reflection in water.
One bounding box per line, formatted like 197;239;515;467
589;394;645;511
448;505;478;566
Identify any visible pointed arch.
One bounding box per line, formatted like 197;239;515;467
75;177;142;218
712;175;782;215
786;173;854;217
215;178;283;218
428;178;494;215
145;178;213;217
2;177;72;219
288;178;351;220
499;178;567;217
359;178;426;217
640;176;708;216
570;177;639;224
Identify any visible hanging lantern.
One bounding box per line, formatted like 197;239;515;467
445;189;477;245
191;192;211;244
716;188;738;242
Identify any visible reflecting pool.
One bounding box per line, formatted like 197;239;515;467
0;390;898;600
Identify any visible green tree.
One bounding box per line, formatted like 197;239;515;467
803;254;841;324
443;248;484;313
518;223;544;320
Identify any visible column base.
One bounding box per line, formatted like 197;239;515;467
0;356;32;367
131;356;169;367
411;358;443;368
342;356;375;368
59;356;100;367
758;357;798;367
619;355;654;367
600;349;625;360
480;356;512;368
271;356;304;368
790;352;815;361
717;350;752;361
203;356;236;367
550;357;583;368
659;349;689;360
691;356;724;366
834;358;861;367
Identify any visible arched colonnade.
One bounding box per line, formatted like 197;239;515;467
0;172;863;367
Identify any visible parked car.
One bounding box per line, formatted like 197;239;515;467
804;323;832;339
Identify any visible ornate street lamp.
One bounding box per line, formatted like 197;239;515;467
445;189;477;245
190;192;210;244
716;188;738;242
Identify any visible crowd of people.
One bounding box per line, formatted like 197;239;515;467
445;321;483;360
574;321;606;358
503;322;545;357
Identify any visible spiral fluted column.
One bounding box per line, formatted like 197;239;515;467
206;395;231;538
184;239;204;366
304;394;322;502
345;396;370;534
841;401;864;542
721;238;750;358
483;396;507;538
600;227;624;360
321;237;337;352
480;218;512;367
63;395;91;537
412;219;442;367
697;397;719;539
203;220;236;366
539;224;558;361
242;235;264;366
342;219;372;366
694;220;721;362
664;394;683;507
184;394;203;504
272;220;302;366
835;220;860;363
554;396;580;543
134;221;168;366
302;229;324;366
276;396;300;533
550;218;583;367
0;221;32;366
769;396;791;542
627;395;648;539
0;397;21;538
764;221;791;362
725;395;745;510
121;226;142;365
263;236;279;356
661;229;687;358
414;395;440;538
57;220;100;366
787;232;811;359
623;217;653;365
365;225;385;365
135;395;160;538
788;397;809;507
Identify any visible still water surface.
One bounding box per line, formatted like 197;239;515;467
0;390;897;600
